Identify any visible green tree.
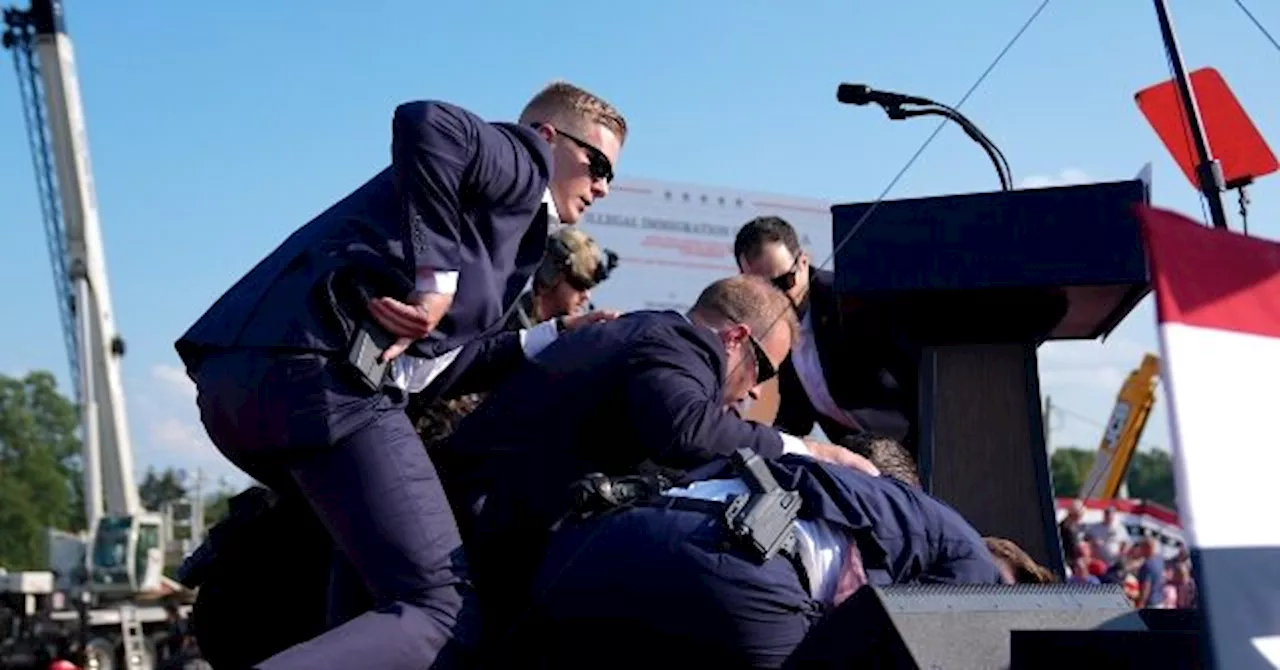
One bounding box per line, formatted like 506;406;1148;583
0;371;84;570
1125;449;1177;507
203;489;234;527
1050;445;1178;506
139;467;188;512
1049;447;1094;498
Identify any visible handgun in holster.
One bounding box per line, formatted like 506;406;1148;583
723;448;803;563
339;280;402;392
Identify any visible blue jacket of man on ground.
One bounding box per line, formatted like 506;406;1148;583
175;82;629;670
517;454;1002;669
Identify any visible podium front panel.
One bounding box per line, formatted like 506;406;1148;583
918;343;1062;575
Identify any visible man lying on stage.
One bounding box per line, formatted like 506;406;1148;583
513;447;1003;669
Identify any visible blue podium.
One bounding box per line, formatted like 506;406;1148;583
831;177;1152;573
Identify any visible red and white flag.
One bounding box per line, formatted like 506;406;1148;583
1140;205;1280;669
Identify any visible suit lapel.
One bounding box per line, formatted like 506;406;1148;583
807;269;849;403
502;202;550;308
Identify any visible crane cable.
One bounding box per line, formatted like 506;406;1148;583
721;0;1055;388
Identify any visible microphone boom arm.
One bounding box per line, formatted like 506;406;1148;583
838;84;1014;191
885;104;1013;191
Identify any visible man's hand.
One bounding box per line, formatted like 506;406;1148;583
368;291;453;362
561;309;621;331
804;438;881;477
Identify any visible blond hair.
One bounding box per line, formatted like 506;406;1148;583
519;80;628;143
555;227;603;281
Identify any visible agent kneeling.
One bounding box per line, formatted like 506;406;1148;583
513;448;1002;669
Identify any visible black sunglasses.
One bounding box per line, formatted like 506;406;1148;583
770;255;805;293
746;334;777;384
553;128;615;184
771;268;799;292
563;272;596;293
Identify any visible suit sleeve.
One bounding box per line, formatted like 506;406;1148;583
391;101;547;292
623;336;787;469
921;507;1005;585
441;321;562;398
921;540;1005;585
774;356;818;437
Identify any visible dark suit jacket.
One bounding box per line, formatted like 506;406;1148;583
175;101;552;371
439;310;790;539
775;268;920;451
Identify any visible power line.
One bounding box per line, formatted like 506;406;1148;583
532;0;1058;616
739;0;1053;376
1231;0;1280;55
1052;403;1105;429
1044;401;1164;452
815;0;1053;278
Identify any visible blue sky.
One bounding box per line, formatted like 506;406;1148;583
1;0;1278;489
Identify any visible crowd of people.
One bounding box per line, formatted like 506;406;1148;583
1059;501;1198;609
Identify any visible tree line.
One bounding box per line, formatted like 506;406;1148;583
0;371;234;571
1050;446;1178;507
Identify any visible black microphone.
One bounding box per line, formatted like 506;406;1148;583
836;82;1013;191
836;83;933;108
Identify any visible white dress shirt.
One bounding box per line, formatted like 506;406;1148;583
388;191;562;392
791;310;861;431
663;478;854;605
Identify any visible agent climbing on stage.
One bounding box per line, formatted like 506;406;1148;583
175;81;628;670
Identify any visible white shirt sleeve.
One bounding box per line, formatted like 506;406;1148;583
414;269;459;295
519;319;560;359
779;433;813;457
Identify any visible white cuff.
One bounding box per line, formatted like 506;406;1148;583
519;319;560;359
415;269;459;295
779;433;812;457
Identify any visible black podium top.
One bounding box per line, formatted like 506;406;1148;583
831;179;1151;344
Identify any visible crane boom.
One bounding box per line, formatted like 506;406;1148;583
4;0;140;530
4;6;75;394
1078;353;1161;499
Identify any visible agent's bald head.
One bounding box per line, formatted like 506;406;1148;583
689;275;798;343
688;275;798;406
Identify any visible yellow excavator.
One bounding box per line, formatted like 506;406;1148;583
1078;353;1162;500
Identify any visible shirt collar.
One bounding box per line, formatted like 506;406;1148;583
543;189;565;234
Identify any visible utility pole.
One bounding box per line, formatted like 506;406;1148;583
1151;0;1230;229
1043;395;1053;450
193;468;206;544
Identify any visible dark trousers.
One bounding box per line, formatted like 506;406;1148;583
515;505;823;669
193;349;478;670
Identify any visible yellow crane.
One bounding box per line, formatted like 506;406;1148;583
1078;354;1162;499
